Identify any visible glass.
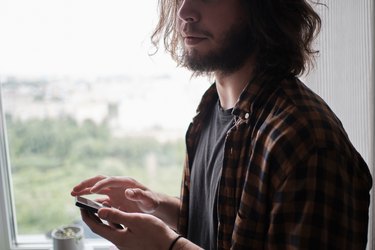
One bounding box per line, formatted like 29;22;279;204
0;0;207;241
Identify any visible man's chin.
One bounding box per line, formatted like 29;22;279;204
182;49;215;71
184;59;213;73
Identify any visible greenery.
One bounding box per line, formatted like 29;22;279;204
6;115;185;234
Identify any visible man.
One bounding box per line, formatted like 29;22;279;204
71;0;373;249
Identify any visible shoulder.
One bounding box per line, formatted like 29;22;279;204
248;77;364;182
255;77;349;149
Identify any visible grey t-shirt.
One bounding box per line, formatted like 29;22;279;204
187;101;234;250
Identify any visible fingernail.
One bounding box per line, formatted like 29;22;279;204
126;189;135;196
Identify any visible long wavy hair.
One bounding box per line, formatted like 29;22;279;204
151;0;322;78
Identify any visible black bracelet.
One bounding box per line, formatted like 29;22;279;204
168;235;183;250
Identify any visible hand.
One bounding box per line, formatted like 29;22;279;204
81;207;178;250
71;175;160;214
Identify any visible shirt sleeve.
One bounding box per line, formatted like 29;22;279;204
265;146;372;250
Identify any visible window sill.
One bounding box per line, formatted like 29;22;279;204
10;235;113;250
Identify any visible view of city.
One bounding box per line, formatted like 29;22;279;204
2;73;207;139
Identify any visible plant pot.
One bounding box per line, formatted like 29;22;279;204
51;225;84;250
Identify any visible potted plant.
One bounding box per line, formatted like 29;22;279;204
51;225;84;250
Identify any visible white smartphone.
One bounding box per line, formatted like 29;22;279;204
75;196;105;214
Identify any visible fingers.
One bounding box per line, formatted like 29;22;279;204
71;175;107;196
108;221;124;230
72;176;148;198
91;176;145;193
81;209;103;225
81;209;125;243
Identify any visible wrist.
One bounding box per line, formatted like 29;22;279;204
152;195;180;230
160;228;179;250
172;237;200;250
168;235;183;250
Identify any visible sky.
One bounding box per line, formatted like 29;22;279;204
0;0;183;77
0;0;209;131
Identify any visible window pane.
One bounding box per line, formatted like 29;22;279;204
0;0;207;241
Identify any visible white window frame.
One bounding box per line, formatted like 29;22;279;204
0;83;18;250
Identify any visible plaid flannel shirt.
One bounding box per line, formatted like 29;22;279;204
177;75;373;249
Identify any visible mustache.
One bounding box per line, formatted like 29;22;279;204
181;24;213;38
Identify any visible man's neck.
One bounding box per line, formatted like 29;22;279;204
214;58;255;110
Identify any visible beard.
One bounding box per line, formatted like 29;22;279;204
182;22;255;75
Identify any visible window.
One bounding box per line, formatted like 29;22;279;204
0;1;207;249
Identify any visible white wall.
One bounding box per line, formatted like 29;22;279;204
305;1;374;249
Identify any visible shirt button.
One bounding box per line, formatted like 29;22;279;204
244;113;250;119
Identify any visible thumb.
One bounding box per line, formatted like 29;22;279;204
98;208;137;228
125;188;159;213
125;188;147;201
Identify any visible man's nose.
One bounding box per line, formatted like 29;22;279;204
177;0;200;23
